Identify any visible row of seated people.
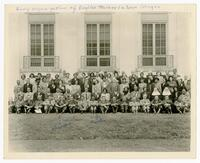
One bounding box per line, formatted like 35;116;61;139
10;69;190;113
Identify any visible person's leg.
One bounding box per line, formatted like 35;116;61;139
153;106;157;114
100;106;104;114
157;105;162;114
176;106;182;114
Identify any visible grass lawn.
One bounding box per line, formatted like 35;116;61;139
9;113;190;152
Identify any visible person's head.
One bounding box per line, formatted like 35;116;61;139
182;88;187;95
134;84;138;91
147;78;151;83
112;96;117;101
123;87;129;93
154;77;159;83
27;87;31;93
55;74;59;79
16;80;20;85
66;89;70;93
169;76;173;82
37;95;42;101
56;88;61;93
122;78;126;84
164;95;169;100
114;71;119;77
156;71;161;76
18;94;23;101
143;93;147;99
66;73;70;78
140;72;144;78
21;74;26;80
85;87;89;92
73;73;78;78
154;95;159;100
37;73;42;78
103;77;107;82
102;88;107;94
42;77;47;82
29;73;35;78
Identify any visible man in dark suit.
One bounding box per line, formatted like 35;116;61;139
23;78;33;93
33;86;45;101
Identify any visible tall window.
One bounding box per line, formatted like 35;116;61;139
30;23;54;67
142;23;167;66
86;23;111;67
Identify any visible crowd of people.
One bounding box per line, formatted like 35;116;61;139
8;70;191;114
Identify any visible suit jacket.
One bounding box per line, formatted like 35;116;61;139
23;83;33;93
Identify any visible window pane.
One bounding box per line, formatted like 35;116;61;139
30;58;41;67
100;58;110;66
30;24;41;56
99;24;110;56
142;58;153;66
155;57;166;66
43;24;54;56
87;58;97;66
155;24;166;55
44;58;54;67
142;24;153;56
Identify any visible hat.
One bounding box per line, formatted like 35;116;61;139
162;87;171;96
152;88;160;96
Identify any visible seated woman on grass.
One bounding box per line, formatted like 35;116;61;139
174;88;190;114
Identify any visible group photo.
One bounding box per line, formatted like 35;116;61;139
9;70;191;115
4;4;196;158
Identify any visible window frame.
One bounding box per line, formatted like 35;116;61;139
84;22;112;68
141;21;168;67
28;22;55;57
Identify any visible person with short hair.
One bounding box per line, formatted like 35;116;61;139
174;88;190;114
151;95;162;114
99;88;110;114
55;95;67;113
24;98;34;114
68;95;77;113
110;96;119;113
120;87;130;113
14;94;24;114
140;93;151;113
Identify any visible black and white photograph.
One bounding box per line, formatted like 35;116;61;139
3;3;196;159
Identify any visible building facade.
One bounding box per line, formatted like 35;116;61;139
5;10;195;96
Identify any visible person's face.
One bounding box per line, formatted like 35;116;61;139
155;96;159;100
17;80;20;85
56;88;60;93
43;77;47;82
143;94;147;99
103;89;106;93
140;72;144;77
85;88;88;92
21;74;26;80
182;89;186;95
169;77;173;81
